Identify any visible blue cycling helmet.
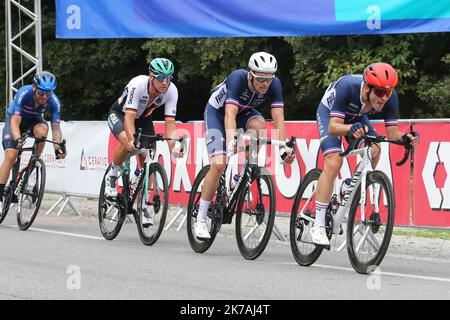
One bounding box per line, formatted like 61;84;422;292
33;71;57;91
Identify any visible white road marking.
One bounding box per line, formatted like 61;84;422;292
292;263;450;283
2;224;104;240
3;224;449;284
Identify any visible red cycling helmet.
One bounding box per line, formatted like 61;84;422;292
363;63;398;88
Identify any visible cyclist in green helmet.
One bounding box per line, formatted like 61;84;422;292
105;58;181;226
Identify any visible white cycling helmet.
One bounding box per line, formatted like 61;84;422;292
248;52;277;73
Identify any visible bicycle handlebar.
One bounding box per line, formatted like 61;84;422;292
339;135;412;166
20;130;66;149
133;128;187;154
233;134;297;160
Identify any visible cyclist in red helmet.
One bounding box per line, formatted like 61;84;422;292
312;62;419;246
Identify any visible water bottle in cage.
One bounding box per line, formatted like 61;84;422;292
230;174;240;191
130;168;142;190
339;178;352;203
25;170;37;192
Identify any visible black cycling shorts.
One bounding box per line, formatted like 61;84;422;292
107;103;156;149
2;113;48;150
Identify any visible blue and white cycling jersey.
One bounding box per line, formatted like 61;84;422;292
3;85;61;150
320;74;398;126
7;85;61;123
208;69;284;111
204;69;284;157
316;74;399;157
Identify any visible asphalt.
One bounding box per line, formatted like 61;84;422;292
0;208;449;300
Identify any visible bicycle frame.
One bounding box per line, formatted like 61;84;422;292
332;145;373;234
141;149;161;210
298;144;375;235
220;134;296;222
219;158;253;223
11;136;46;196
133;129;186;207
114;145;171;216
115;148;147;208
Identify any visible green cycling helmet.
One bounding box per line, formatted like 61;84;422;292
149;58;174;76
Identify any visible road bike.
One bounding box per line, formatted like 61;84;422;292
98;129;185;246
187;134;296;260
0;130;66;230
289;134;414;274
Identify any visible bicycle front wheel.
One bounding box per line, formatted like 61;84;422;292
289;168;324;266
17;159;46;230
135;163;169;246
235;167;276;260
347;170;395;274
98;164;127;240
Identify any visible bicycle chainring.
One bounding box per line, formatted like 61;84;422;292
210;203;223;235
255;203;265;224
369;211;381;234
153;194;161;214
325;211;333;240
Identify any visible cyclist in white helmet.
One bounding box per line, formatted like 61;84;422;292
194;52;295;239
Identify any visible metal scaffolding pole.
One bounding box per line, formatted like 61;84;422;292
6;0;42;104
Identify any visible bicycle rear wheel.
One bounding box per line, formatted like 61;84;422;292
347;170;395;274
98;164;127;240
186;165;221;253
235;167;275;260
289;168;324;266
135;163;169;246
0;186;13;224
17;159;46;230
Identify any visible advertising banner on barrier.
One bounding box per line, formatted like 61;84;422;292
50;121;110;196
412;122;450;227
3;120;448;227
106;121;321;212
42;121;110;196
56;0;450;39
106;121;411;225
0;121;110;197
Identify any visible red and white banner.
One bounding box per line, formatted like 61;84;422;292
113;121;412;225
1;120;448;228
412;122;450;227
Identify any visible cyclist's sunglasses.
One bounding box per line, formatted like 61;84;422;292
152;74;173;83
371;86;394;98
250;70;275;83
36;88;54;97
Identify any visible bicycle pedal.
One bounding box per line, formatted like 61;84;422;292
315;244;331;251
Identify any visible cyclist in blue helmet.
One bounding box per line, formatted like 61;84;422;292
0;71;66;212
33;71;57;92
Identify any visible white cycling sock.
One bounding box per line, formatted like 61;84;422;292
314;200;329;227
197;199;211;221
